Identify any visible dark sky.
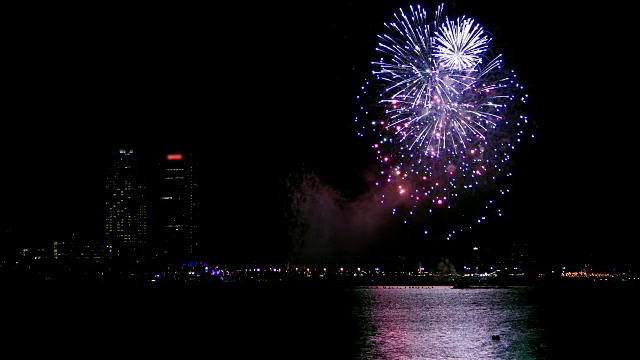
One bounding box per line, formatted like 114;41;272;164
4;1;636;269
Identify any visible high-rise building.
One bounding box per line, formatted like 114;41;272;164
104;148;149;274
152;152;200;264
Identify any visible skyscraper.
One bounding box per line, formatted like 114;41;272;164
152;152;200;264
104;148;149;274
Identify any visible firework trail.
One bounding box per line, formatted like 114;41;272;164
355;2;531;240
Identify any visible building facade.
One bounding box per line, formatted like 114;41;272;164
104;148;149;274
152;152;200;265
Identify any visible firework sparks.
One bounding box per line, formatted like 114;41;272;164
355;2;531;239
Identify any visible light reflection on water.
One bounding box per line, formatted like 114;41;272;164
350;286;548;359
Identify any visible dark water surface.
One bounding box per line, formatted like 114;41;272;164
6;281;638;359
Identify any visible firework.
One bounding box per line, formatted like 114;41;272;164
355;3;530;238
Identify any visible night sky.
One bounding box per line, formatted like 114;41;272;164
4;1;636;270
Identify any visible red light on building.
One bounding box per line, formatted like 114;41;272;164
167;154;183;161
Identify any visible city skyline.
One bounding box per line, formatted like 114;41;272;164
3;142;634;272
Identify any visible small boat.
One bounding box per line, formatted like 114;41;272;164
452;282;470;289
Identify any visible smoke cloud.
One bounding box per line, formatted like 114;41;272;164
286;169;397;267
